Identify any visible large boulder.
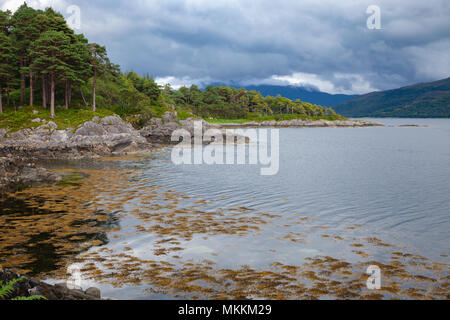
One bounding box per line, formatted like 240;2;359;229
75;121;107;136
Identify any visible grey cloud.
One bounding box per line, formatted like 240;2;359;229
17;0;450;93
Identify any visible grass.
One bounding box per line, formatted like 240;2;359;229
207;113;346;124
0;106;115;133
206;119;251;124
0;106;347;133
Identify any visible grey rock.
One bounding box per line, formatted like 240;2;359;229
75;121;107;136
162;111;178;124
42;121;58;131
85;287;101;299
92;116;100;123
101;115;125;126
0;128;7;140
150;118;163;126
28;287;42;296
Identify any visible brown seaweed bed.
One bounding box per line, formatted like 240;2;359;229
0;160;449;300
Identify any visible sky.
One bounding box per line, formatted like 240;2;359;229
1;0;450;94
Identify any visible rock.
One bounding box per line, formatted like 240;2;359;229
0;115;151;163
28;287;42;296
92;116;100;123
150;118;163;126
0;128;7;140
5;113;358;190
43;121;58;131
32;110;39;115
113;141;139;154
31;118;41;123
85;287;101;299
0;268;103;300
162;111;178;124
0;157;61;193
75;121;107;136
101;115;125;126
140;121;182;143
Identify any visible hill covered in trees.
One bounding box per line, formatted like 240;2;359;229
0;4;343;129
334;78;450;118
213;84;357;107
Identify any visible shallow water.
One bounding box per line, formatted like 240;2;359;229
1;118;449;299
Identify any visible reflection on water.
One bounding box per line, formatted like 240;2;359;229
0;119;449;299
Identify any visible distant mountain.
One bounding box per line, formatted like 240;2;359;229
208;83;357;107
334;78;450;118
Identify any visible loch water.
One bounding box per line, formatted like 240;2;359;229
1;118;449;299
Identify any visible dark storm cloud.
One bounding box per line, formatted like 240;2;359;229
3;0;449;93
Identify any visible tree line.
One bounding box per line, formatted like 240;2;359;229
0;4;342;123
165;85;342;120
0;4;112;117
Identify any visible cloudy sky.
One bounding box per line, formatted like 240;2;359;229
2;0;450;94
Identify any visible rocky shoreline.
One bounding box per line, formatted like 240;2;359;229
0;157;61;194
218;118;383;128
0;268;101;300
0;113;382;192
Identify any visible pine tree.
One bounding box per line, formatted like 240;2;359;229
11;4;40;106
61;34;91;109
88;43;109;112
0;11;15;114
30;31;73;117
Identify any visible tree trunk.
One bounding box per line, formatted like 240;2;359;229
68;80;72;106
50;73;55;118
29;70;33;106
0;86;3;114
42;75;47;108
7;84;10;107
80;88;88;106
65;79;69;109
92;69;96;112
20;58;25;106
47;78;51;107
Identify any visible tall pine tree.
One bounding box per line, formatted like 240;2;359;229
11;4;40;106
88;43;109;112
0;10;15;114
30;31;73;117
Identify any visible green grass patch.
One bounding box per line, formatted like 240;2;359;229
206;119;252;124
0;106;115;133
207;113;346;124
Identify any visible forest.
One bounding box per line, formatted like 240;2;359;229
0;4;343;129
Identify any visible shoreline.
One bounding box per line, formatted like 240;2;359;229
214;118;383;128
0;268;102;300
0;113;382;192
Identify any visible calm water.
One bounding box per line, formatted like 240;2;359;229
139;118;450;254
1;118;449;299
